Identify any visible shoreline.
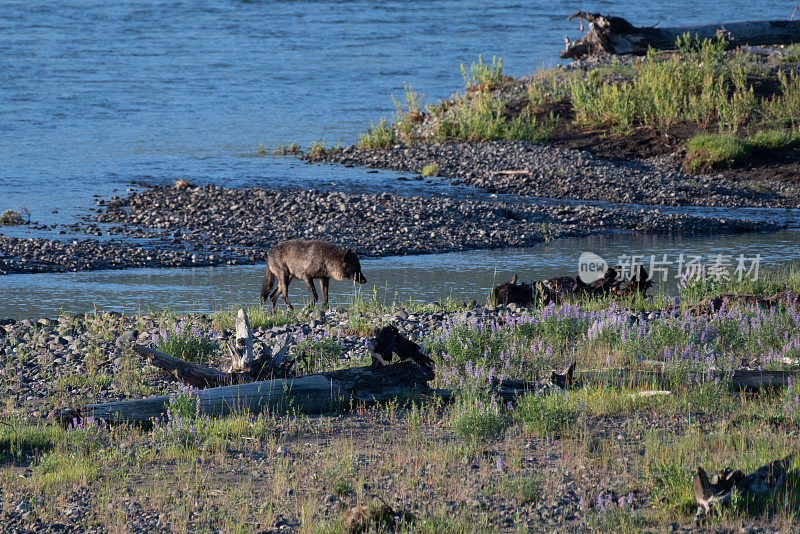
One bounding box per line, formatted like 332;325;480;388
0;184;780;276
310;140;800;209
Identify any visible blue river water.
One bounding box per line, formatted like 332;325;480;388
1;0;798;316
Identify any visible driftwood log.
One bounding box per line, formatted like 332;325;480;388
694;452;796;521
688;292;800;316
72;360;434;424
562;11;800;60
551;362;800;392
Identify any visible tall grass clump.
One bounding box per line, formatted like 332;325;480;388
357;118;400;149
513;390;578;436
0;423;63;460
155;317;217;364
461;54;504;92
762;71;800;128
569;33;760;134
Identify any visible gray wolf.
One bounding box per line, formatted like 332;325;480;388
260;239;367;309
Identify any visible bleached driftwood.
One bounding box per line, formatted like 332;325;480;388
551;363;800;392
562;11;800;59
71;360;434;424
226;308;254;373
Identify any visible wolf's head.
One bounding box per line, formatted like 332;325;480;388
342;249;367;284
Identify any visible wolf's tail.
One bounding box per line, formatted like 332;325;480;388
260;270;275;303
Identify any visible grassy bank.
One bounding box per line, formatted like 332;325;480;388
348;36;800;176
2;267;800;531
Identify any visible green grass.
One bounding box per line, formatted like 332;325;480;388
685;129;800;172
0;423;63;460
433;93;555;143
155;323;217;364
421;163;439;176
211;304;299;330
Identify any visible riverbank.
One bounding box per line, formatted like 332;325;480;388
309;45;800;209
2;268;800;532
0;184;778;276
312;140;799;208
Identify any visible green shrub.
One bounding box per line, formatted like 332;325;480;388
499;474;543;503
450;397;506;440
421;163;439;176
514;391;578;436
460;55;504;91
357;118;400;148
0;209;26;226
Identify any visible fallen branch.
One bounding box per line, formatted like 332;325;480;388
553;363;800;392
71;360;434;424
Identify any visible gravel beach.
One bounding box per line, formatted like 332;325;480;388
311;140;800;209
0;185;776;276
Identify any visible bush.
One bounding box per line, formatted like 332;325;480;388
451;396;506;440
0;209;26;226
421;163;439;176
514;391;578;436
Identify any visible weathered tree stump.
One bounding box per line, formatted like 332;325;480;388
562;11;800;60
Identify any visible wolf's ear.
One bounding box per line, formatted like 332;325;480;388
345;249;355;258
510;274;517;285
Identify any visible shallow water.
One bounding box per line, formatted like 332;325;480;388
2;0;795;226
3;230;798;319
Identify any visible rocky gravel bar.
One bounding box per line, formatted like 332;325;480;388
312;140;800;209
0;184;776;275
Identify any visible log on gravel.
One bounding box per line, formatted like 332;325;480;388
562;11;800;59
78;360;434;424
554;364;800;392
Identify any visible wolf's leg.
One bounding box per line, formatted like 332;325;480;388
260;270;276;304
270;288;279;311
320;277;330;308
281;273;294;309
303;276;318;308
